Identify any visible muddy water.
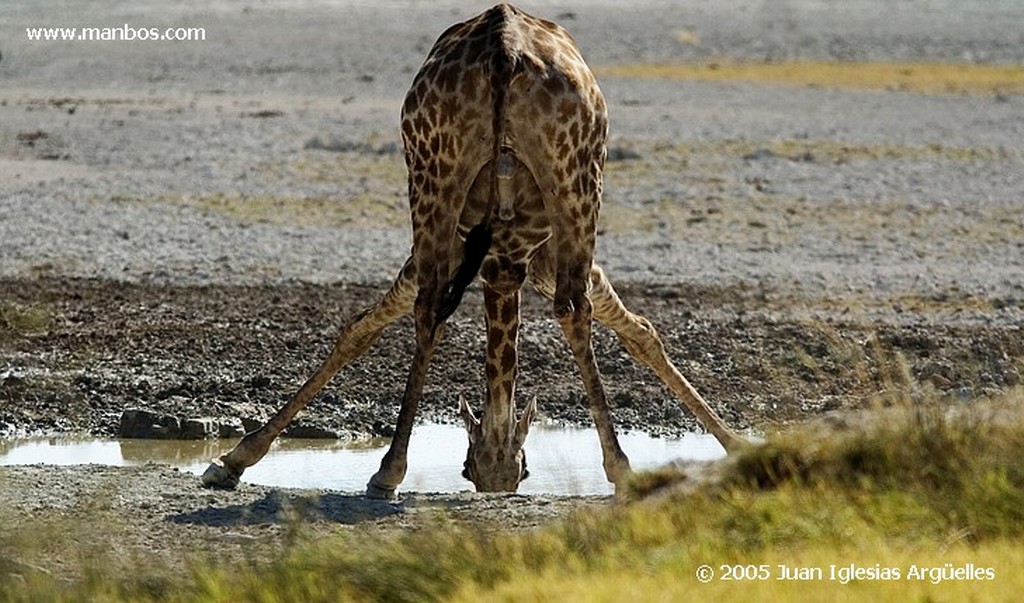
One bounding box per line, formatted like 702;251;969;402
0;424;724;495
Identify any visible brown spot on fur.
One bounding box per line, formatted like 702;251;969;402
542;122;557;141
421;178;437;196
499;297;517;325
500;344;516;373
543;74;564;95
412;114;429;137
558;98;576;120
436;159;453;180
535;86;553;113
439;98;460;125
437;63;461;93
481;261;498;283
465;31;488;59
403;94;418;117
421;88;439;112
460;71;480;102
489;326;504;344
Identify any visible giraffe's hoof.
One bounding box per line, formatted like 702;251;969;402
201;458;242;489
365;477;399;500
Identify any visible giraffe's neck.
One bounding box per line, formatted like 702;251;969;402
482;286;520;439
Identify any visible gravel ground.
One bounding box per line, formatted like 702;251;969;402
0;0;1022;575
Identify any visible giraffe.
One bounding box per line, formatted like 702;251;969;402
202;3;745;497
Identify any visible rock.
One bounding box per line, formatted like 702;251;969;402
218;419;246;438
919;361;956;389
119;409;182;439
283;423;340;439
181;417;218;439
241;417;264;432
120;409;241;440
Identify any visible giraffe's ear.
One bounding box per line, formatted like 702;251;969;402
459;395;480;441
514;397;538;449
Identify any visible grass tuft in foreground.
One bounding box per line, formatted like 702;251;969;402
3;389;1024;602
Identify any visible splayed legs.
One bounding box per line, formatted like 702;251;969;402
201;261;416;488
587;266;746;451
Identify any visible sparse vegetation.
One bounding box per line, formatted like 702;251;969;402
599;61;1024;96
3;387;1023;601
107;190;407;228
103;146;409;228
605;138;1017;170
0;301;56;336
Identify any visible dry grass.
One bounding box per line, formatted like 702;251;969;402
181;192;407;228
0;301;56;336
104;147;409;228
106;191;408;228
598;61;1024;95
4;387;1024;602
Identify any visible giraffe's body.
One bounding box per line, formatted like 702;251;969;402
202;4;744;496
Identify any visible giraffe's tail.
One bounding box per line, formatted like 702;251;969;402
433;21;519;334
432;218;492;335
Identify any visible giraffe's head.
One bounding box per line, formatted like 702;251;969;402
460;396;537;492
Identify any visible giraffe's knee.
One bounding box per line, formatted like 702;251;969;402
554;291;592;326
553;292;579;320
481;257;527;295
553;270;593;320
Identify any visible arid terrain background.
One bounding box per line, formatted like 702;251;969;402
1;0;1022;569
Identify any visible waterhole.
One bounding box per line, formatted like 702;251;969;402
0;424;725;495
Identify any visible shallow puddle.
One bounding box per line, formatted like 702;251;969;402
0;424;724;495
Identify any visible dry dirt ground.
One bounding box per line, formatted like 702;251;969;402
1;0;1023;575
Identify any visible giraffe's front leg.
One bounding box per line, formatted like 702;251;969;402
201;260;416;488
546;246;632;489
363;340;433;499
555;290;633;490
365;287;441;499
